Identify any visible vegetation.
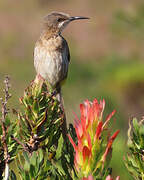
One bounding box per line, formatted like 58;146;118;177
0;76;143;179
1;1;144;179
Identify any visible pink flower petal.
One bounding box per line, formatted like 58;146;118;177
74;119;83;139
103;130;120;161
82;146;91;163
67;135;77;152
87;133;92;150
94;121;103;141
87;106;94;127
103;110;116;129
73;111;80;123
82;175;94;180
80;104;87;131
116;176;120;180
106;175;120;180
106;175;113;180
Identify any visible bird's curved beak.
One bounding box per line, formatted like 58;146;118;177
69;16;90;21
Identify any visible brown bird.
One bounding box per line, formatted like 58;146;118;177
34;12;89;136
34;11;89;93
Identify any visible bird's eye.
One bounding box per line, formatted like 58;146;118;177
57;18;63;22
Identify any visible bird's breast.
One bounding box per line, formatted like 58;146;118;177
34;37;69;87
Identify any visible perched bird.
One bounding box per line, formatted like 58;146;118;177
34;11;89;93
34;12;89;137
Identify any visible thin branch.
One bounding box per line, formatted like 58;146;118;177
4;163;9;180
11;135;30;153
0;76;11;180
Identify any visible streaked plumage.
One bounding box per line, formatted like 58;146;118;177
34;34;70;87
34;11;88;89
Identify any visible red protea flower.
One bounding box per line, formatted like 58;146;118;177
82;175;94;180
106;175;120;180
68;99;119;178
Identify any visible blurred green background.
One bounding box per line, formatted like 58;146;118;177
1;0;144;179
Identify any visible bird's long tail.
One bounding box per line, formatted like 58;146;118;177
56;86;67;139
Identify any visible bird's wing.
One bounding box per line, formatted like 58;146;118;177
65;40;70;63
61;37;70;63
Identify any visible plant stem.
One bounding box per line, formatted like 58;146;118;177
0;76;11;179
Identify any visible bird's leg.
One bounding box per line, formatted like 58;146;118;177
56;85;67;141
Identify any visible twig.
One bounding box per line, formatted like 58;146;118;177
4;163;9;180
0;76;11;180
11;135;30;153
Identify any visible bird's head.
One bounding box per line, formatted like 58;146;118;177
42;12;89;34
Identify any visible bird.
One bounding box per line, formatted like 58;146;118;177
34;11;89;92
34;11;89;136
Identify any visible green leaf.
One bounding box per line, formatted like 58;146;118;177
55;135;64;159
32;99;39;119
31;151;37;166
125;118;144;180
38;149;44;164
124;156;139;179
23;151;30;163
53;160;66;176
133;118;139;137
10;170;17;180
30;164;36;178
24;160;30;172
5;116;10;126
24;173;30;180
139;125;144;148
